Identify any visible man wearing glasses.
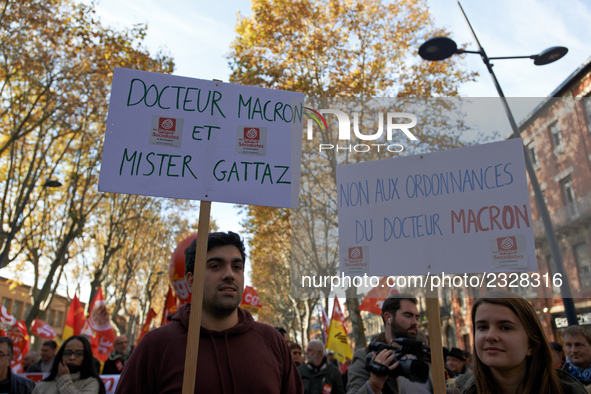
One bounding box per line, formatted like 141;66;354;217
0;337;34;394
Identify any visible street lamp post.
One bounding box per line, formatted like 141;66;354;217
418;1;577;325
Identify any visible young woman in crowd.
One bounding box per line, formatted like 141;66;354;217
32;335;106;394
451;290;586;394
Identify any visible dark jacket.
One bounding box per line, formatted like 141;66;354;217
102;347;133;375
6;369;35;394
346;347;398;394
115;304;303;394
453;369;587;393
298;360;345;394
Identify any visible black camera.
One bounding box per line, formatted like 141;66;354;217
364;338;430;383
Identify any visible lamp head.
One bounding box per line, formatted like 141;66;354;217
418;37;459;61
533;46;568;66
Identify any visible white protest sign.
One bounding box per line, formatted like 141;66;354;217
336;138;537;276
98;67;304;208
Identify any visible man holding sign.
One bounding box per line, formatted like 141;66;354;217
116;231;302;393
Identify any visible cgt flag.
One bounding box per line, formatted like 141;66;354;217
31;318;58;341
358;277;399;315
326;297;353;363
0;304;28;373
86;286;116;363
161;286;177;326
137;308;157;344
240;286;262;314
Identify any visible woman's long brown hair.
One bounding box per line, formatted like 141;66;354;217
471;290;563;394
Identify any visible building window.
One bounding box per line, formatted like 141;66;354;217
584;97;591;134
560;176;578;218
549;121;564;154
1;298;12;312
56;311;64;327
47;309;55;325
12;301;23;320
527;143;539;169
575;243;591;289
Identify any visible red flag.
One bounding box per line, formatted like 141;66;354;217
11;321;29;373
358;277;398;315
62;294;87;340
86;286;115;363
0;304;28;373
320;306;329;342
161;286;177;326
137;308;157;344
240;286;262;314
31;318;58;340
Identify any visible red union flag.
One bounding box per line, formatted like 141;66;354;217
137;308;157;344
240;286;262;314
320;306;329;342
0;305;28;373
63;294;86;340
86;286;115;363
161;286;177;326
358;277;399;316
31;318;57;340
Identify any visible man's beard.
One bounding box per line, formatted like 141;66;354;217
390;321;417;340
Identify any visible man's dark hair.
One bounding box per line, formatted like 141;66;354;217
381;293;418;325
43;340;57;349
0;337;13;357
275;327;287;336
184;231;246;275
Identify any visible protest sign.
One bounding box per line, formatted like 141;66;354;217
99;67;304;208
337;138;536;276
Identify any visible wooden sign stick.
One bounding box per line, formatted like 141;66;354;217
182;200;211;394
426;283;446;394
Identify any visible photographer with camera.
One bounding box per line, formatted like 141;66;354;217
346;294;432;394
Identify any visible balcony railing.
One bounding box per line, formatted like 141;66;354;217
533;192;591;237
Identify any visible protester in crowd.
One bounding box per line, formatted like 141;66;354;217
346;293;433;394
327;351;339;367
115;231;303;394
289;342;304;367
27;340;57;373
450;290;586;394
550;341;566;369
298;340;345;394
275;327;289;342
0;337;35;394
22;351;40;373
102;335;132;375
562;325;591;387
445;348;467;378
32;335;105;394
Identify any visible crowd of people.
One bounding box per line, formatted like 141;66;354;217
3;231;591;393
